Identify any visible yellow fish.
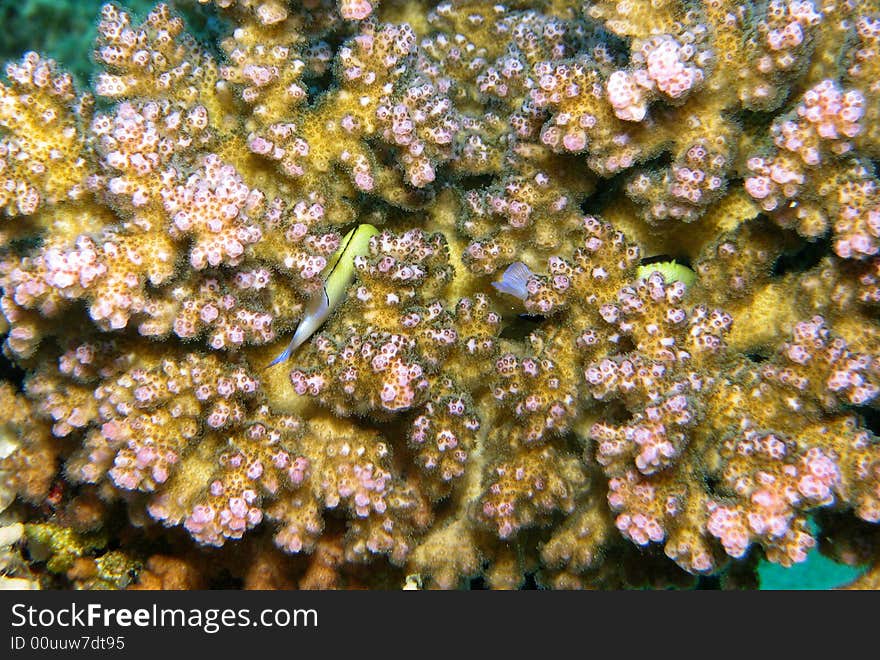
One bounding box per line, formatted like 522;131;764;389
269;223;379;366
636;260;696;287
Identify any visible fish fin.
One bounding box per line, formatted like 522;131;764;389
266;286;331;368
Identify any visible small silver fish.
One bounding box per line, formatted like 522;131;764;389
491;261;534;301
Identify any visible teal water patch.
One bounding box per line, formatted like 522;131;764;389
759;514;870;589
758;549;867;590
0;0;223;87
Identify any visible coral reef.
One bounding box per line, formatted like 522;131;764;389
1;0;879;589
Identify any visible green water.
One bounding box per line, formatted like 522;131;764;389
758;549;866;589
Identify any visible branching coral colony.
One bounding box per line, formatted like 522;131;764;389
1;0;880;590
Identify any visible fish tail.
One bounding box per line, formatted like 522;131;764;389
267;342;294;367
